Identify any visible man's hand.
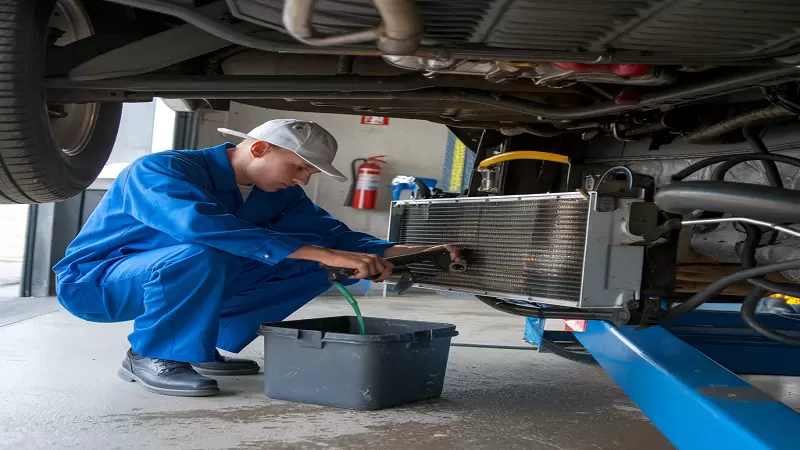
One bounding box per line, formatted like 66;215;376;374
288;246;395;281
436;244;462;263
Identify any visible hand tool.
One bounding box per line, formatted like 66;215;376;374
326;247;468;335
327;247;467;294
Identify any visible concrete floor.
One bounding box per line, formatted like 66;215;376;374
2;294;799;450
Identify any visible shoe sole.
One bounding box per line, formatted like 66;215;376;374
192;366;260;376
117;367;220;397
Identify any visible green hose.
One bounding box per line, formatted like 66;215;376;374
331;281;366;335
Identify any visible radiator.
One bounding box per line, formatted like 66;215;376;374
387;192;645;309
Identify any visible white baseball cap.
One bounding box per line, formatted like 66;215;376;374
218;119;346;182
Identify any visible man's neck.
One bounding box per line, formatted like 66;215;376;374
227;146;254;186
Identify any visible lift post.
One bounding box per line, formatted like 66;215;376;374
572;320;800;450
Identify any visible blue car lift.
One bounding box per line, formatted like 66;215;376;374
524;305;800;449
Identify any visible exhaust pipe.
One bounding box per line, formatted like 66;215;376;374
373;0;424;54
282;0;423;54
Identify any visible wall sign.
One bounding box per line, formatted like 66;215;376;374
360;116;389;125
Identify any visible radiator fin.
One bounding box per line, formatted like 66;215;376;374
396;197;589;302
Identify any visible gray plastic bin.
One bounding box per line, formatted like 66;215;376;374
258;316;459;410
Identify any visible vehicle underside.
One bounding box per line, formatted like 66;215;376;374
11;0;800;345
48;0;800;135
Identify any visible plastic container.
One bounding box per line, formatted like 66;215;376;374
390;176;438;201
257;316;458;410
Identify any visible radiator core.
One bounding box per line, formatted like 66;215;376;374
388;192;644;309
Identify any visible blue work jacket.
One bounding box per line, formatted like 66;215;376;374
53;143;395;284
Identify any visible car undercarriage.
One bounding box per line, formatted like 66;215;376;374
47;0;800;136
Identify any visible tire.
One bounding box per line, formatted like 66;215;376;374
0;0;121;204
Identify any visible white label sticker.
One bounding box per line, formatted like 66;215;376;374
356;173;380;190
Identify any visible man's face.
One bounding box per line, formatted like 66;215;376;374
245;142;321;192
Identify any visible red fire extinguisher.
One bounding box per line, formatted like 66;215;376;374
348;155;387;209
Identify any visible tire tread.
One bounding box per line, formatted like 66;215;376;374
0;0;120;204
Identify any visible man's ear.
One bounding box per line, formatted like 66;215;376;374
249;140;271;158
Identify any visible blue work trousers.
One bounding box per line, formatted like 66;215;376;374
57;244;332;363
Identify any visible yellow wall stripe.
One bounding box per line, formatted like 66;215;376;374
450;139;466;192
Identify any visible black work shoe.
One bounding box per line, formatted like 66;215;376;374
192;350;260;376
118;349;220;397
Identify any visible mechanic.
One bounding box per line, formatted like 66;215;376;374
53;118;460;397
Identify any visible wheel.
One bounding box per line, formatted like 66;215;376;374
0;0;121;204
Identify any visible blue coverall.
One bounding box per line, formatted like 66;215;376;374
53;143;394;363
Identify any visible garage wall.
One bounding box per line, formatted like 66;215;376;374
209;102;450;239
106;101;156;165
